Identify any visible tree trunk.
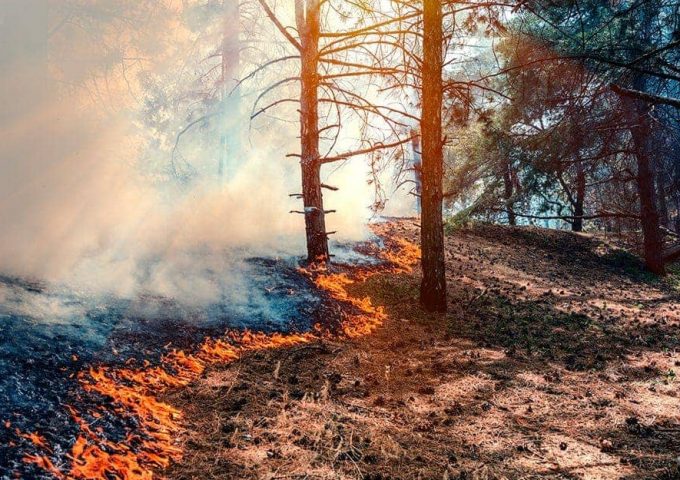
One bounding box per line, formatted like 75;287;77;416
297;0;329;262
419;0;447;312
620;6;665;274
572;160;586;232
636;148;665;274
624;94;665;274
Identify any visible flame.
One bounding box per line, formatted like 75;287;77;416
306;233;419;338
22;234;419;479
21;432;51;451
23;454;64;479
379;237;421;273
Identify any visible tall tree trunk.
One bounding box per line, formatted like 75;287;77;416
572;160;586;232
624;93;665;274
297;0;329;262
219;0;242;179
635;145;665;274
622;6;665;274
419;0;447;312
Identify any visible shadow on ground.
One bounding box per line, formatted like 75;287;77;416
166;223;680;480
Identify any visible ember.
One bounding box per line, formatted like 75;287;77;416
6;235;419;479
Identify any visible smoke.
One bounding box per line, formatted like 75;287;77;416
0;1;412;316
0;104;355;311
0;93;373;306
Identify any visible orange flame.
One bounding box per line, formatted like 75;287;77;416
21;432;51;451
23;235;419;479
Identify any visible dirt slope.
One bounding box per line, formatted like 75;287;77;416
166;221;680;480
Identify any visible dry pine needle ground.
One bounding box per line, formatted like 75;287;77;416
166;221;680;480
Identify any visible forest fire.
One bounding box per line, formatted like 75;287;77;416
13;233;419;480
2;0;678;477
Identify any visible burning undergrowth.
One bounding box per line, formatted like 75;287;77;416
1;230;419;480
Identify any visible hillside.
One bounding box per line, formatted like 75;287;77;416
166;221;680;480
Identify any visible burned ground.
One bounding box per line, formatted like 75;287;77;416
166;221;680;480
0;257;337;479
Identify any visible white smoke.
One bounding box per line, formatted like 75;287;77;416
0;1;413;315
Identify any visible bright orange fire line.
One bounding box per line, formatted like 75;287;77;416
22;235;420;480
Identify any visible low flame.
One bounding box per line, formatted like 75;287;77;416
21;432;50;451
21;234;419;479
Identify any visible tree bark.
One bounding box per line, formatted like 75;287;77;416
297;0;329;262
419;0;447;312
622;6;665;275
624;93;665;274
636;145;665;274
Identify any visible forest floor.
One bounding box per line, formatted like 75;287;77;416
165;220;680;480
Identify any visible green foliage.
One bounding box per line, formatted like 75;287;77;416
665;264;680;291
443;0;680;238
444;208;477;234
